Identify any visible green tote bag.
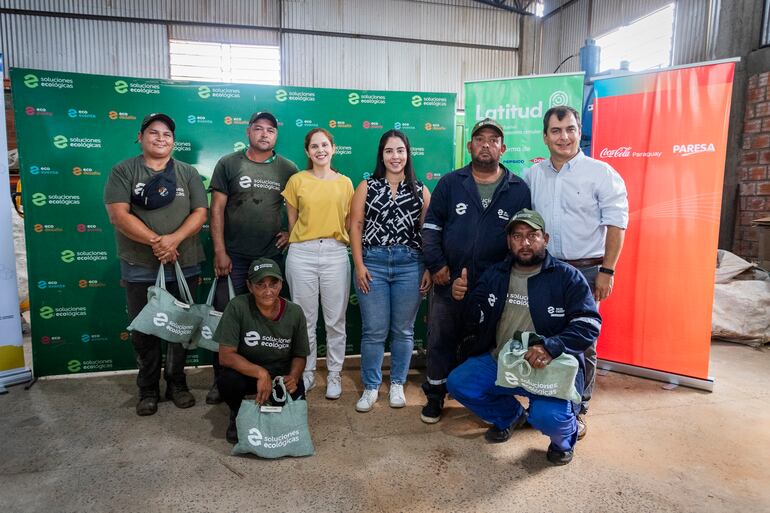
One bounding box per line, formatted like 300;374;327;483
231;377;315;459
189;276;235;352
495;331;582;403
127;262;203;344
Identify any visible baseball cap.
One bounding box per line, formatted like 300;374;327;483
249;111;278;128
506;208;546;233
471;117;504;138
140;113;175;134
247;258;283;283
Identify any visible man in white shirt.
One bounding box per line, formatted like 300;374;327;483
524;106;628;440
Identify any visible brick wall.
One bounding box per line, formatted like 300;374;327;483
736;72;770;261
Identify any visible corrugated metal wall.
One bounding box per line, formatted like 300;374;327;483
283;33;518;105
538;0;709;74
0;0;522;107
0;13;169;78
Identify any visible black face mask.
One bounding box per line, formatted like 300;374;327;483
131;159;177;210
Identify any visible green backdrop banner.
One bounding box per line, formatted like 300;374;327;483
464;73;584;175
11;68;456;377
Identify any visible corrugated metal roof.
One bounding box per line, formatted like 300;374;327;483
282;0;521;48
283;32;517;107
1;13;168;79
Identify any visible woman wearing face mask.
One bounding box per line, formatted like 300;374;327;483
350;130;431;412
282;128;354;400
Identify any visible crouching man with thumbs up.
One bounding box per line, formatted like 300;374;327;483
447;209;601;465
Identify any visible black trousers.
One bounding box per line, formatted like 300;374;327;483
217;366;306;414
124;275;199;397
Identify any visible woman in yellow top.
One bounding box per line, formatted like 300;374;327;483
282;128;354;400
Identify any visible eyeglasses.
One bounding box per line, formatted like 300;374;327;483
509;232;543;243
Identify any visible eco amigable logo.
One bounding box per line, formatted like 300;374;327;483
67;108;77;118
67;360;82;372
234;141;247;152
108;111;118;120
348;92;360;105
548;90;569;108
31;193;47;206
40;306;55;320
114;80;129;94
24;74;39;88
187;115;197;124
53;135;69;149
198;86;211;99
81;334;91;343
275;89;288;102
411;95;423;107
60;250;76;263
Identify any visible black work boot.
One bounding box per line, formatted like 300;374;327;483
226;410;238;444
206;383;222;405
420;397;444;424
136;387;160;416
165;382;195;409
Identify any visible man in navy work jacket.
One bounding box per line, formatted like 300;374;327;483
420;118;531;424
447;209;600;465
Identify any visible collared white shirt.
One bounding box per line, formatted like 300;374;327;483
523;150;628;261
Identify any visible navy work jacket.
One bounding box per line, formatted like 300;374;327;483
421;164;531;296
461;251;602;393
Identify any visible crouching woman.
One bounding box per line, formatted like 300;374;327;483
215;258;310;444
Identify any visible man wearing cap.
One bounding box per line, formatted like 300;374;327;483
447;208;600;465
206;111;298;404
215;258;310;444
104;113;208;416
420;118;531;424
524;106;628;439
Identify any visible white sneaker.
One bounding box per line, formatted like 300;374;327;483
326;372;342;400
355;389;379;412
389;383;406;408
303;371;316;392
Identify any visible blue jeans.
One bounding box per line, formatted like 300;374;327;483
447;353;578;452
355;245;423;389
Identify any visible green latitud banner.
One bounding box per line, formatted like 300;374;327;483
11;68;456;377
464;73;584;175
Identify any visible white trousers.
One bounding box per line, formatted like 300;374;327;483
285;239;351;373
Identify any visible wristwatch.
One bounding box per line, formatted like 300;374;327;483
598;267;615;276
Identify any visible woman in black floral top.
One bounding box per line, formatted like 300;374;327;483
349;130;431;412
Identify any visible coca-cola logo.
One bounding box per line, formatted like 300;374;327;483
599;147;632;158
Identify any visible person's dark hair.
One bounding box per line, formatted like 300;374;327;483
372;130;419;200
543;106;581;134
304;128;336;170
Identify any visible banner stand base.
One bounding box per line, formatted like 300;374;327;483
598;359;714;393
0;368;34;394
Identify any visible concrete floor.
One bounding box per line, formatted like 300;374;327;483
1;341;769;513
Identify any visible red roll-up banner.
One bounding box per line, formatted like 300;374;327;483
592;61;736;383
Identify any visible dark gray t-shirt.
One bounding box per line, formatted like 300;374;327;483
103;156;208;269
215;294;310;378
210;151;298;259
